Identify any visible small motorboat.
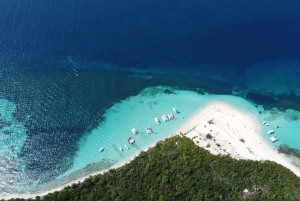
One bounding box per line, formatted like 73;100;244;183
99;147;104;152
119;147;123;151
269;136;278;143
265;124;269;126
168;113;174;119
125;145;129;149
162;115;168;122
262;121;266;125
131;128;138;134
267;130;274;135
173;108;179;113
275;125;279;128
145;127;152;134
154;117;160;124
128;137;135;144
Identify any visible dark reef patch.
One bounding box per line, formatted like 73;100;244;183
246;92;278;104
278;144;300;160
246;92;300;111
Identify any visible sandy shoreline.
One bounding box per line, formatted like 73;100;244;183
4;101;300;200
177;101;300;177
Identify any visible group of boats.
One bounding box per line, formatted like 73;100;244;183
158;108;178;124
263;121;279;143
99;144;130;152
131;108;179;136
119;144;130;152
100;108;179;153
161;112;175;123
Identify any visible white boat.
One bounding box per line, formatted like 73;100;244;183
173;108;179;113
262;121;266;125
145;127;152;134
125;145;129;149
269;136;278;143
154;117;161;124
119;147;123;151
275;125;279;128
168;113;174;119
131;128;138;134
267;130;274;135
265;124;269;126
162;115;168;122
99;147;104;152
128;137;135;144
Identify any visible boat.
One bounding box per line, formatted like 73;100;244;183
162;115;168;122
269;136;278;143
275;125;279;128
99;147;104;152
119;147;123;151
131;128;138;134
262;121;266;125
168;113;174;119
267;130;274;135
145;127;152;134
128;137;135;144
173;108;179;113
265;124;269;126
125;145;129;149
154;117;160;124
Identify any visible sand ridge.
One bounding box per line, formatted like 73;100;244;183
177;102;300;177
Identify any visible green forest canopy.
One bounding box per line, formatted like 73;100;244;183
6;136;300;201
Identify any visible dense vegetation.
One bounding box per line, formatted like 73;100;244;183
5;137;300;201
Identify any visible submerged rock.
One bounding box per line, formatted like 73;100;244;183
278;144;300;160
2;130;13;135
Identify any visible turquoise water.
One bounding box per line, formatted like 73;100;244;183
0;86;299;197
60;87;213;177
59;87;300;182
259;109;300;150
0;99;27;194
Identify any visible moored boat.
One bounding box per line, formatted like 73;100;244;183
154;117;160;124
131;128;138;134
267;130;274;135
162;115;168;122
125;145;129;149
119;147;123;151
99;147;104;152
269;136;278;143
168;113;174;119
145;127;152;134
128;137;135;144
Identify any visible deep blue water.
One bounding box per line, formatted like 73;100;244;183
1;0;300;68
0;0;300;196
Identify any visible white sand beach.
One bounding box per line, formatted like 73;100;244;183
4;101;300;200
177;102;300;177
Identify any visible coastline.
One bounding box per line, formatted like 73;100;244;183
4;101;300;200
177;101;300;177
3;141;160;200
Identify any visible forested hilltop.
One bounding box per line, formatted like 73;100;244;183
6;137;300;201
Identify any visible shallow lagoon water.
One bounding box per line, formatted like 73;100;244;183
0;85;299;197
61;87;300;181
60;87;211;177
